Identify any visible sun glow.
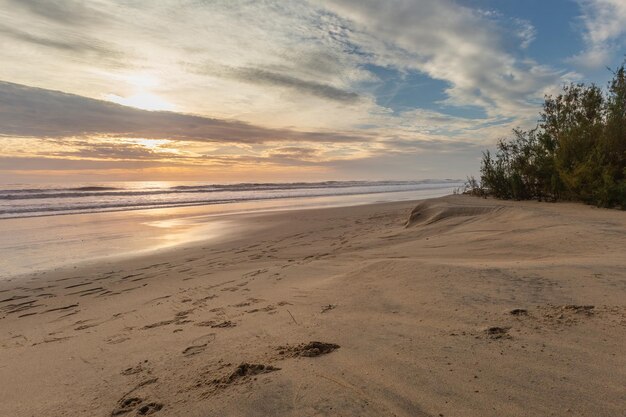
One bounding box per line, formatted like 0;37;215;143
101;72;177;111
118;138;180;154
129;138;172;149
121;74;160;89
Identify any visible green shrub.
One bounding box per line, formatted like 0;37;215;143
478;65;626;209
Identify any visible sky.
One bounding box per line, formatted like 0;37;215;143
1;0;626;183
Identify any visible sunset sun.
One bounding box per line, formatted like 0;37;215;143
105;91;176;111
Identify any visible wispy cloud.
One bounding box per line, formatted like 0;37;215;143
204;64;360;103
5;0;109;26
571;0;626;68
0;24;119;58
0;156;172;171
315;0;564;117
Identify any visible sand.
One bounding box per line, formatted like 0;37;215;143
0;195;625;417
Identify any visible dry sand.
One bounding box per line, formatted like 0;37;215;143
0;195;625;417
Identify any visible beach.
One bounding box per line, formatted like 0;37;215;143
1;195;625;417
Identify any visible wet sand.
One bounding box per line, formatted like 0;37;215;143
0;188;449;277
1;195;625;417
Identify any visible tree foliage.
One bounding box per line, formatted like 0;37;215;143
478;65;626;209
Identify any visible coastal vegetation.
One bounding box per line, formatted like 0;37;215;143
475;65;626;209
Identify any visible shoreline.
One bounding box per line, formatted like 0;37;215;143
0;180;462;220
1;195;625;417
0;189;451;280
0;187;460;221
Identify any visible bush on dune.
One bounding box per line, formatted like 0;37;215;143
474;64;626;209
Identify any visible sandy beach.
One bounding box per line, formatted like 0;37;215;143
1;195;625;417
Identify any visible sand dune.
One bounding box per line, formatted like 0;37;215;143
0;195;625;417
406;198;502;226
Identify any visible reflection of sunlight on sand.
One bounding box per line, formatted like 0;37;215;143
143;218;240;251
1;188;455;279
145;218;189;228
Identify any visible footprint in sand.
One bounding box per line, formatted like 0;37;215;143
246;305;276;314
509;308;528;316
111;397;143;416
183;344;207;356
208;307;226;316
205;363;281;395
121;360;149;376
192;295;217;306
195;320;236;328
111;398;163;416
142;320;174;330
483;326;511;340
137;402;164;415
182;333;216;356
74;322;100;331
321;304;336;313
231;302;250;308
277;341;340;357
106;331;132;345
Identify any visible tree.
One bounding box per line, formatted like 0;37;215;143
478;64;626;209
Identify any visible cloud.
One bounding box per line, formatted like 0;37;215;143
571;0;626;68
0;24;118;58
514;18;537;49
0;0;563;134
0;81;369;144
43;139;181;160
382;138;483;154
323;150;480;180
4;0;107;25
205;64;360;103
0;156;171;171
315;0;564;117
268;146;321;160
0;0;585;181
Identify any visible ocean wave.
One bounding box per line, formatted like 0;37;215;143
0;185;121;194
69;186;121;191
0;180;461;201
0;180;462;218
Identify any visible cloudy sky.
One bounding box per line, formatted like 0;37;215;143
1;0;625;183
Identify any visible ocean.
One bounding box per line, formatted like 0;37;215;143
0;179;463;219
